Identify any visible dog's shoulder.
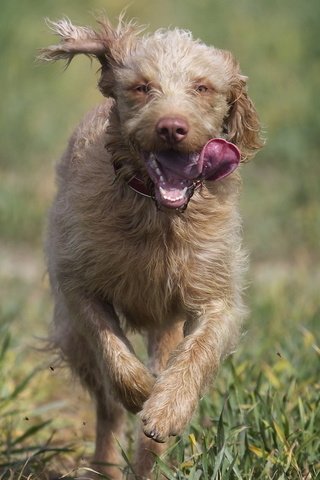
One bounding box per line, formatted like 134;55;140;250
56;99;114;183
73;99;114;152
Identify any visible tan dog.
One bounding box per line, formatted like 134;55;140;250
40;15;262;479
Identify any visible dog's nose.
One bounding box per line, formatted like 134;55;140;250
156;117;189;144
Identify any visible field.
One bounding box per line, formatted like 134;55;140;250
0;0;319;478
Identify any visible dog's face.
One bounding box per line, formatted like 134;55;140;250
99;31;244;207
40;18;263;208
107;32;231;150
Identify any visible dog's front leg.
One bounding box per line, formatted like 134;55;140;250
134;320;185;478
68;293;156;413
140;308;238;442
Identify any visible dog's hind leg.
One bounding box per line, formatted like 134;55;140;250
52;302;124;478
74;351;125;479
92;388;125;479
133;320;184;479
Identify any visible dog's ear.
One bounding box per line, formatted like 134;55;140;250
38;18;109;67
220;52;264;162
38;16;142;96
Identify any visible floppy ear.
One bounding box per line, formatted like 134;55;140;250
38;18;109;67
39;16;143;97
221;53;264;162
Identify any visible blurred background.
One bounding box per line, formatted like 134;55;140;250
0;0;319;477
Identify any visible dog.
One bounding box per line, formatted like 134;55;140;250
40;15;263;479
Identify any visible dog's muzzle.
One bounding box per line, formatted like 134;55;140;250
144;138;241;209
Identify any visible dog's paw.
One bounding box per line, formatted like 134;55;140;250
139;383;198;442
115;365;156;414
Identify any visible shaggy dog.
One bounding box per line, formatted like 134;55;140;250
40;15;263;479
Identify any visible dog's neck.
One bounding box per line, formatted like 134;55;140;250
113;163;153;198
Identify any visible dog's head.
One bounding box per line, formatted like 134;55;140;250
40;16;263;209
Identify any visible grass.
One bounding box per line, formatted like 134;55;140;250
0;253;319;479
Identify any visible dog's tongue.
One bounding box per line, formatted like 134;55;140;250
146;139;240;209
200;138;241;181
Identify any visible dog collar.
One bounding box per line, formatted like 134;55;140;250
126;173;154;198
113;164;153;198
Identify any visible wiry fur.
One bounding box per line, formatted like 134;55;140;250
41;15;263;479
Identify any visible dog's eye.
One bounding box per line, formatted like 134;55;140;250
135;84;150;94
195;85;209;94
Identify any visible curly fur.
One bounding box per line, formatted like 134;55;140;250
41;15;263;479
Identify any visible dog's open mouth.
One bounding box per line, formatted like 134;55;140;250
144;139;241;209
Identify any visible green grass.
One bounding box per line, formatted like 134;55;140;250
0;264;319;479
1;0;320;478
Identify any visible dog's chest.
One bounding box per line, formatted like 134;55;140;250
88;213;226;327
99;227;188;323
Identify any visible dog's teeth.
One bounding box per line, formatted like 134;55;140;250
160;176;164;182
159;186;187;202
156;168;162;176
149;154;158;169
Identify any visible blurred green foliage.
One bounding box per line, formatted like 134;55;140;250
1;0;319;259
